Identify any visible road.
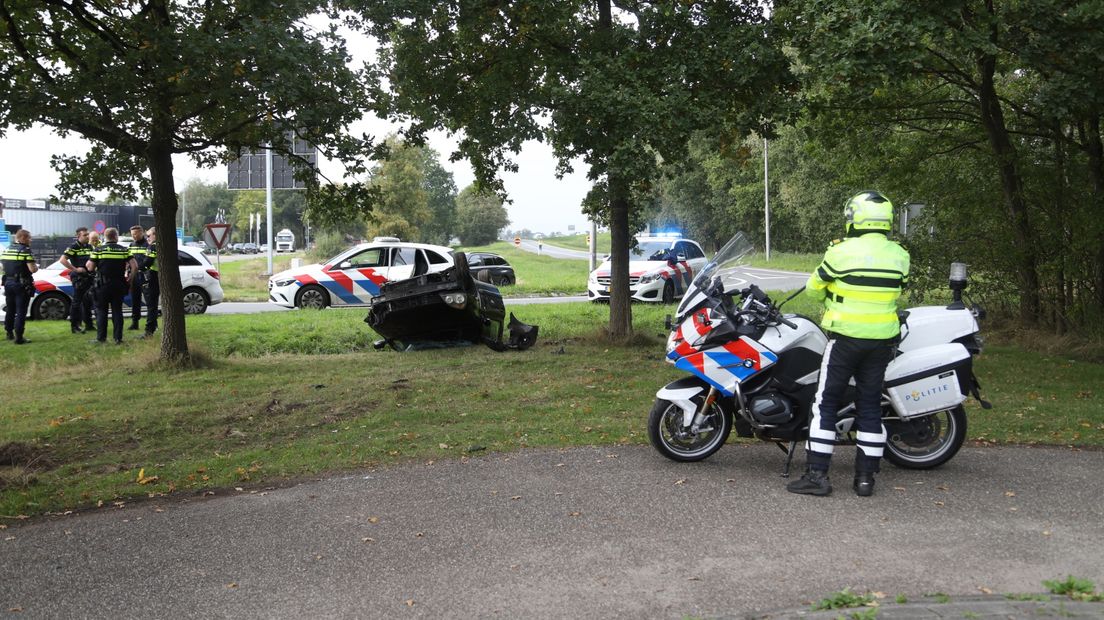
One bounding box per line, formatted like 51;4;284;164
2;444;1101;618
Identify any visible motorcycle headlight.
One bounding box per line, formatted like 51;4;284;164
440;292;467;309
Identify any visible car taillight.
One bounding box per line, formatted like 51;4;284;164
207;269;220;280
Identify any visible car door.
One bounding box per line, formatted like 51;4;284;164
326;245;389;305
386;246;418;282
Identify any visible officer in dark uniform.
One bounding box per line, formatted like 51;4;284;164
60;226;95;334
2;229;39;345
787;191;910;498
87;227;138;345
141;227;160;337
127;225;149;330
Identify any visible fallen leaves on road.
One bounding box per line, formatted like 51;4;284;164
1005;491;1016;497
362;537;375;543
405;599;415;607
368;517;380;524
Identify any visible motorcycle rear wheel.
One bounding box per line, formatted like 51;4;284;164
883;405;967;469
648;397;732;462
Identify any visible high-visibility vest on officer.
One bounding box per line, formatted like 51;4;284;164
60;227;95;334
140;228;160;337
2;229;39;345
787;190;910;499
805;194;910;339
87;227;138;345
127;227;150;330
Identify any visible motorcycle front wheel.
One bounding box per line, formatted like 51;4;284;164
648;396;732;462
883;405;967;469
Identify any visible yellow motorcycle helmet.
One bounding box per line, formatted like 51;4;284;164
844;190;893;234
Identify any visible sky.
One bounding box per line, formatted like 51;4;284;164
0;119;596;235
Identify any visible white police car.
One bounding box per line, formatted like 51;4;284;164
587;235;708;303
2;245;224;319
267;240;455;309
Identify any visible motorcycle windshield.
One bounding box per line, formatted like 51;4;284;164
675;232;755;316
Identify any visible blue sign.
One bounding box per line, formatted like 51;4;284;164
0;230;10;250
176;227;184;240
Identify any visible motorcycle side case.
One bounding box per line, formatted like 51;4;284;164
898;306;979;352
884;343;971;418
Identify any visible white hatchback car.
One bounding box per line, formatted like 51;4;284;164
1;245;224;320
587;236;709;303
267;241;455;309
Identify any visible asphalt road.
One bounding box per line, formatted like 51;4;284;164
2;444;1100;618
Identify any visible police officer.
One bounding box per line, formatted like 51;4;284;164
2;229;39;345
60;226;95;334
140;227;159;337
87;227;138;345
787;191;910;498
127;225;149;330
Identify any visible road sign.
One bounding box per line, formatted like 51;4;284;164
203;223;232;249
94;220;106;234
227;131;317;190
0;230;9;251
513;236;521;247
176;227;184;241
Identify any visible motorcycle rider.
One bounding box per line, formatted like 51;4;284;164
787;191;910;497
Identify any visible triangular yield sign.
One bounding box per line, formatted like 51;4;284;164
204;223;233;249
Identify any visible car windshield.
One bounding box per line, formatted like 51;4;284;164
675;232;754;315
630;241;675;261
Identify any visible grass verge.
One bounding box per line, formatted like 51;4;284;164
458;241;588;296
2;297;1101;519
215;253;308;302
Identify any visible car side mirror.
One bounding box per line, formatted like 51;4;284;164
339;261;353;270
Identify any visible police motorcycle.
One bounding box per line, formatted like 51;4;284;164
648;232;990;474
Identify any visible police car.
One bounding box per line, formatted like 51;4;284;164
1;245;224;319
267;239;455;309
587;235;708;303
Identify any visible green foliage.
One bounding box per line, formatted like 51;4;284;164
309;231;354;263
1044;576;1104;602
776;0;1104;332
0;1;377;361
894;594;907;605
360;0;797;336
455;185;510;246
812;588;875;611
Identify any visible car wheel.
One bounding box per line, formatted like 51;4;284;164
661;280;675;304
182;287;210;314
295;284;329;310
31;291;71;320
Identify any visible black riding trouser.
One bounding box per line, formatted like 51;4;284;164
129;271;144;325
70;275;94;331
143;272;159;334
805;333;895;474
3;280;29;337
96;281;127;343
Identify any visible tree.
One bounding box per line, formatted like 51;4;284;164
0;1;374;363
362;1;795;338
454;185;509;246
776;0;1104;328
366;137;456;243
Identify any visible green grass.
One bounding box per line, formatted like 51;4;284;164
742;251;821;273
812;588;876;611
2;293;1102;519
540;232;611;254
459;241;589;296
215;253;308;302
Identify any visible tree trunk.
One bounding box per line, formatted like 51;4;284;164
607;180;633;339
975;52;1039;325
147;141;190;363
596;0;632;340
1086;114;1104;309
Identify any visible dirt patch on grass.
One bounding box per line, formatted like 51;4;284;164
0;442;56;491
0;442;54;470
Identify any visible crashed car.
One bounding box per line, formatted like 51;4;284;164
364;252;537;352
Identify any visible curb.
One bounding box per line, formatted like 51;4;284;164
747;594;1104;619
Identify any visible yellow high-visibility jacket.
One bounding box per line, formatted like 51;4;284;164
805;233;910;339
